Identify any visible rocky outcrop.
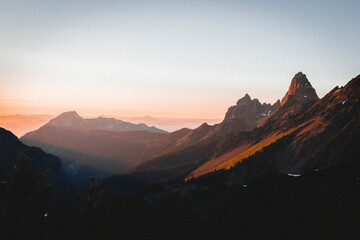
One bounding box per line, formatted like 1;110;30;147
189;74;360;184
223;94;280;130
264;72;320;126
281;72;319;106
132;91;281;176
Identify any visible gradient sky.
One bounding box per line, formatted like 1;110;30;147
1;0;360;119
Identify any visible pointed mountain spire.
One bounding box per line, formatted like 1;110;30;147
281;72;319;106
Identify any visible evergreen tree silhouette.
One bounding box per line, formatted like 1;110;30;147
78;177;105;239
0;151;53;239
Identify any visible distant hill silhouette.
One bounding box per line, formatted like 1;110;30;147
46;111;167;133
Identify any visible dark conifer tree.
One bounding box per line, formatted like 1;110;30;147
0;151;53;239
77;177;105;239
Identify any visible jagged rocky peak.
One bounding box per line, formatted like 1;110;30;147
236;93;252;105
273;99;281;108
281;72;319;106
288;72;313;94
224;93;279;129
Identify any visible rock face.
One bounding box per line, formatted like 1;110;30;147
263;72;320;125
131;72;360;187
21;112;172;189
0;127;71;197
188;74;360;183
132;92;281;178
281;72;319;106
224;94;280;130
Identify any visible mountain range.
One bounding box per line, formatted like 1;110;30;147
128;72;360;186
1;71;360;239
16;72;360;192
20;113;169;188
187;72;359;183
20;79;282;187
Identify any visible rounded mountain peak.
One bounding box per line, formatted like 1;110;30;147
60;111;81;117
48;111;83;127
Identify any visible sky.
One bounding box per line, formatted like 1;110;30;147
1;0;360;119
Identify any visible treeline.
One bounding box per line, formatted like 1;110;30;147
1;153;360;240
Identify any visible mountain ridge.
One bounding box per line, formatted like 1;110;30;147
129;72;360;186
187;73;360;182
19;72;360;190
46;111;167;133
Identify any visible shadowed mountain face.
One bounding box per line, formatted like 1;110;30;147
21;95;280;188
225;94;280;125
0;127;71;197
223;94;280;130
273;72;320;122
281;72;319;106
131;92;281;180
130;73;360;186
20;72;360;191
22;112;228;188
188;74;360;182
21;114;184;189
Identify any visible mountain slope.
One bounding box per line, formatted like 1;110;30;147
0;127;71;197
22;95;279;187
21;127;193;189
188;74;360;183
20;112;175;188
131;72;360;186
131;93;281;179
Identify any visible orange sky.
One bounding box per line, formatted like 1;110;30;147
1;0;359;125
0;87;285;119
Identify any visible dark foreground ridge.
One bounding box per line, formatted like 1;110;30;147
2;152;360;239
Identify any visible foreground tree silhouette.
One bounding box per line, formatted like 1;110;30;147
0;151;53;239
77;177;105;239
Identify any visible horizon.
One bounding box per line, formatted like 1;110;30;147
0;110;223;137
1;0;360;131
0;71;353;138
1;1;360;238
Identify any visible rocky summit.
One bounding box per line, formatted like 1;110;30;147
281;72;319;106
224;94;280;129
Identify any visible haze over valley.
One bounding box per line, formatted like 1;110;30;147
1;1;360;239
